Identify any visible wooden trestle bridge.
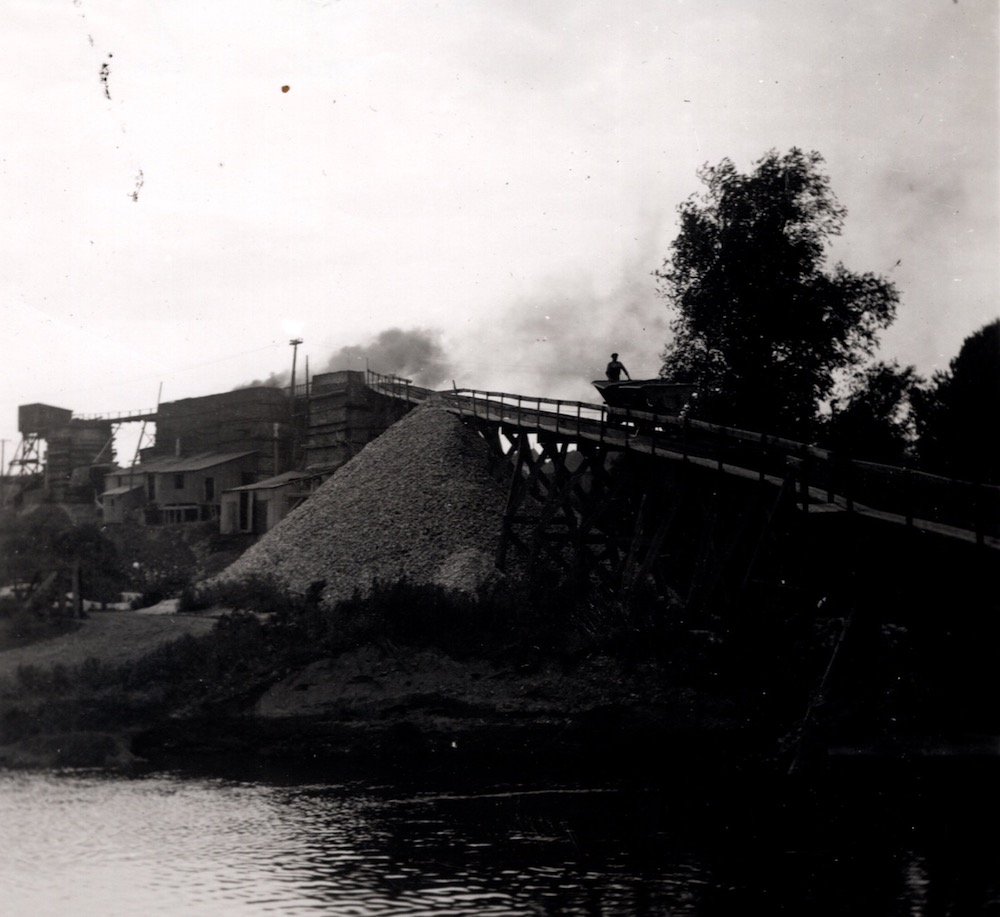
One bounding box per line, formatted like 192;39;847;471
367;371;1000;763
369;365;1000;616
368;370;999;613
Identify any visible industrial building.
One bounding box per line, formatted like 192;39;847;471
303;370;411;471
219;469;326;535
8;369;419;536
11;403;115;505
102;451;261;525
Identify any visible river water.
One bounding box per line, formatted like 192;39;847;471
0;763;996;916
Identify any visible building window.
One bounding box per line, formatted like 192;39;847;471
174;473;184;489
204;477;215;502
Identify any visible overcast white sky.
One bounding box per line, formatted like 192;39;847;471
2;0;997;467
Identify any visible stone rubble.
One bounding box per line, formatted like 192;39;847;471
215;399;515;607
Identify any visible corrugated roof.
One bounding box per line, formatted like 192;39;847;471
100;483;145;497
131;451;259;474
225;469;318;492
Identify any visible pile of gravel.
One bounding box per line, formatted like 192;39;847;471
215;399;515;607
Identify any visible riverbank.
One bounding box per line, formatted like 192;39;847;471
3;573;997;779
0;583;769;776
129;640;751;780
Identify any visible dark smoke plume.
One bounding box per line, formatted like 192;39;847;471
233;327;451;392
324;327;450;389
235;370;289;390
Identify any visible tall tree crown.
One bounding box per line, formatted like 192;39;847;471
914;318;1000;483
655;148;898;440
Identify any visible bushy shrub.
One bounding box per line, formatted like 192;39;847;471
0;607;81;651
178;573;299;617
0;594;21;619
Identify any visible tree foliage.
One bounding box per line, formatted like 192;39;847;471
655;148;899;440
824;361;920;465
0;509;125;600
914;318;1000;483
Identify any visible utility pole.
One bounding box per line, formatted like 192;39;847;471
289;338;303;420
289;338;303;471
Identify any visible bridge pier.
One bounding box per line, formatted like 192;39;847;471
463;411;803;616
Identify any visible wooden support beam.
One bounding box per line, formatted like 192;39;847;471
495;433;531;571
624;494;683;605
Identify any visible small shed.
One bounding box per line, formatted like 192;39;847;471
100;481;146;524
220;469;325;535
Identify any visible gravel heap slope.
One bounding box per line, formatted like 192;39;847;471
216;400;513;606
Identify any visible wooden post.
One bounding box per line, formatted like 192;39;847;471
799;444;809;507
71;560;83;618
620;493;648;597
975;482;985;548
496;435;529;571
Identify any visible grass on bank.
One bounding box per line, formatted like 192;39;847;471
2;568;959;759
1;572;737;746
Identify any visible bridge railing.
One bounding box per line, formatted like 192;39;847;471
449;388;606;427
620;406;1000;541
839;460;1000;540
365;369;437;405
72;409;158;422
368;376;999;545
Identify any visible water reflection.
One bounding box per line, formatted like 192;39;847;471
0;766;996;916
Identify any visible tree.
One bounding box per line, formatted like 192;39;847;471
824;361;920;465
655;148;899;440
0;509;125;601
914;318;1000;483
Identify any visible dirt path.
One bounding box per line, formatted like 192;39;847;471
0;606;218;679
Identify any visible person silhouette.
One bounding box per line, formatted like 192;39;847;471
605;353;631;382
